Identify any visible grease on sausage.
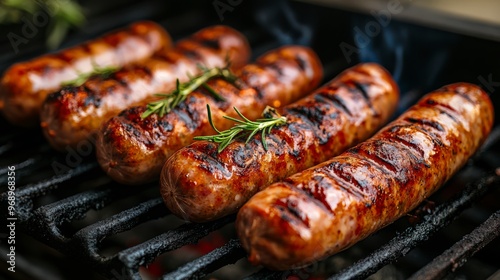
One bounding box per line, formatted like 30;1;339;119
40;25;250;150
96;46;323;185
236;83;494;270
1;21;171;126
161;63;399;222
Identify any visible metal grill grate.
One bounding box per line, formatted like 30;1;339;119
1;1;500;279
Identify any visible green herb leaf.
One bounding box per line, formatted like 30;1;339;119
61;63;118;87
141;64;238;119
194;105;287;153
0;0;85;49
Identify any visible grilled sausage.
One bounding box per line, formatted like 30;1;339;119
236;83;494;270
161;63;399;222
1;21;171;126
96;46;323;185
40;25;250;150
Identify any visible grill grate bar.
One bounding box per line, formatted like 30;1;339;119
408;210;500;280
329;174;500;280
12;161;98;201
118;214;236;271
28;182;154;242
0;154;45;172
73;197;168;262
245;268;283;280
0;154;54;185
1;161;98;221
163;239;246;280
0;141;14;156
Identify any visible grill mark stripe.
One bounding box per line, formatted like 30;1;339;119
352;81;374;109
119;117;153;148
389;122;444;148
181;48;205;62
286;107;325;144
375;135;432;168
294;55;307;71
437;108;460;123
455;90;474;103
195;149;232;177
416;125;444;147
193;37;220;50
318;90;353;117
287;107;321;128
276;204;309;227
282;180;334;214
115;65;153;87
285;200;309;227
313;93;332;106
262;61;284;76
175;109;196;130
273;180;315;226
387;133;426;157
405;117;445;132
422;99;462;124
424;99;459;113
324;162;368;200
350;149;398;174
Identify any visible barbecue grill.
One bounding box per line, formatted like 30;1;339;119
1;1;500;279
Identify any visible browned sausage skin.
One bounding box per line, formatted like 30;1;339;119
161;63;399;222
96;46;323;185
1;21;171;126
40;25;250;150
236;83;494;270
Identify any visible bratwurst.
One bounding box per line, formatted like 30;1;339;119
96;46;323;185
41;25;250;150
236;83;494;270
1;21;171;126
161;63;399;222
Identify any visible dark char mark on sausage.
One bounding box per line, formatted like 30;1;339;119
405;117;445;132
318;87;353;117
195;38;220;50
286;106;330;145
323;161;369;201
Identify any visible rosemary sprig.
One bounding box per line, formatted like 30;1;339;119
61;63;118;87
140;65;238;119
194;105;287;152
0;0;85;49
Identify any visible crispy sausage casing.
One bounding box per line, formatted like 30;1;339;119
236;83;494;270
161;63;399;222
96;46;323;185
41;25;250;150
1;21;171;126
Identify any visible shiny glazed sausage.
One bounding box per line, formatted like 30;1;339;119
161;63;399;222
1;21;171;126
96;46;323;185
236;83;494;270
40;25;250;150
